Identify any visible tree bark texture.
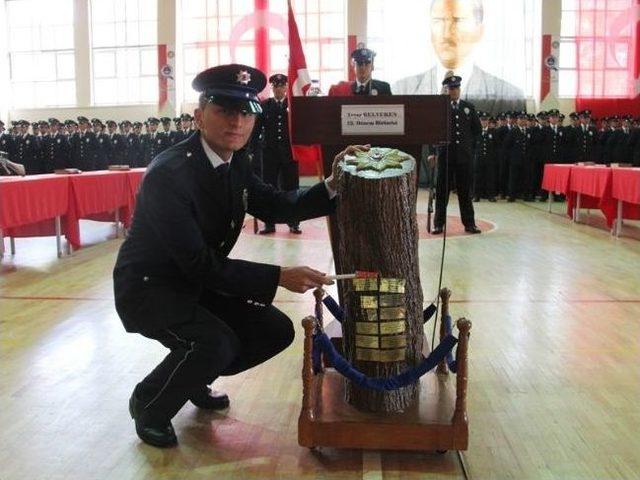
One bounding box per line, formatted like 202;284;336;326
336;154;423;413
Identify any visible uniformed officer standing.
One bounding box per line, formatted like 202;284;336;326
107;120;127;165
158;117;177;152
610;115;633;163
526;113;546;201
178;113;197;142
502;111;529;202
15;120;41;174
41;118;70;171
141;117;165;166
173;117;183;142
473;111;497;202
495;112;514;198
113;63;359;448
328;46;392;96
258;74;302;234
561;113;580;164
629;118;640;166
0;120;16;162
577;110;598;162
71;116;99;171
431;76;481;234
92;118;112;170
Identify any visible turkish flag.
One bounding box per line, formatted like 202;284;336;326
287;0;322;177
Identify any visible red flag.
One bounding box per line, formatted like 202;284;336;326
287;0;322;177
287;0;311;97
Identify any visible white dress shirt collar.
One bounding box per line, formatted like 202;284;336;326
200;135;232;169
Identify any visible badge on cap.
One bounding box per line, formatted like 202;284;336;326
236;70;251;85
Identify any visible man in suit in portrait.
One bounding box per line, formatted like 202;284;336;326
393;0;525;114
328;46;392;96
114;63;366;448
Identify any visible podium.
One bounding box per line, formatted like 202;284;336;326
290;95;450;302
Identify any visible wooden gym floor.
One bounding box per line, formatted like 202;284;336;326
1;189;639;480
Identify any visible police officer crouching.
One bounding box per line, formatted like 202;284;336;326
113;63;366;448
259;73;302;234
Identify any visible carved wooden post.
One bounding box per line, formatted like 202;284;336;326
298;316;317;447
336;148;423;413
452;317;471;448
437;288;451;375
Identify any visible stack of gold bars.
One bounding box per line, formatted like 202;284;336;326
352;276;407;362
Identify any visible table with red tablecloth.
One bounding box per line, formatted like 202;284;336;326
566;166;616;227
541;164;574;212
126;168;146;216
0;174;77;256
65;171;133;250
610;167;640;235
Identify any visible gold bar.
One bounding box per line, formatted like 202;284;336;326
379;294;404;307
352;278;379;292
355;335;379;348
379;278;406;293
362;309;378;322
379;320;405;335
356;348;406;362
379;306;405;320
380;335;407;348
360;296;378;309
356;322;379;335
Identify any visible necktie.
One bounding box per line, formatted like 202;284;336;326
357;85;365;94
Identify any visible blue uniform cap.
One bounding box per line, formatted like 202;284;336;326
192;63;266;114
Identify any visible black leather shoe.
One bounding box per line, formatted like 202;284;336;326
129;393;177;448
289;226;302;234
488;197;497;202
473;197;480;202
431;226;444;234
507;197;516;203
258;226;275;235
189;386;230;410
464;225;481;234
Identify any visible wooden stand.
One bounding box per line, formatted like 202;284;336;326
298;290;472;452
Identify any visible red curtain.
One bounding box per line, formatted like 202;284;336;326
575;0;640;117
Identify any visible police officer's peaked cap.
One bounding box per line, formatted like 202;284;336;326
579;109;592;117
65;119;78;126
91;118;103;125
192;63;266;114
569;112;579;119
48;118;61;125
121;120;132;126
536;111;547;118
77;116;90;124
442;75;462;88
19;120;30;126
38;120;49;126
516;111;528;118
478;111;490;119
269;73;288;86
173;117;181;123
106;120;117;127
133;121;143;128
147;117;160;125
547;109;560;117
351;47;376;63
160;117;172;124
180;113;193;121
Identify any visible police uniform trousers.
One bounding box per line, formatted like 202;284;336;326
133;291;294;423
262;147;300;229
473;153;497;199
434;147;476;229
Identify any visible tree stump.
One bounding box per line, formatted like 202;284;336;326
336;147;423;413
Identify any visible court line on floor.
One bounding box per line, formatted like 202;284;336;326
1;295;640;304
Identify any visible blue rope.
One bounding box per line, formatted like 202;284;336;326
312;332;457;391
443;314;458;373
322;294;437;325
